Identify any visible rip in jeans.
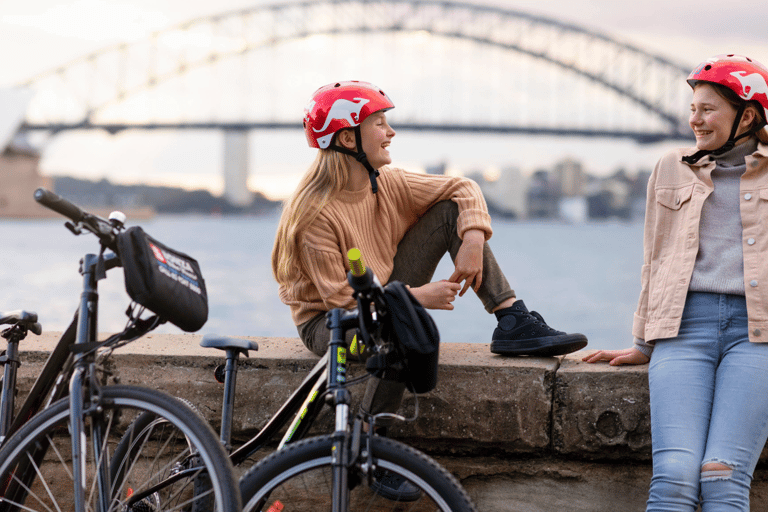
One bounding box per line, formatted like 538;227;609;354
701;460;735;482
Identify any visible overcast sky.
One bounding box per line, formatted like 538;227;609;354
2;0;768;198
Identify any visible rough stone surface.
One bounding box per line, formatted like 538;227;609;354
11;333;768;510
554;353;651;461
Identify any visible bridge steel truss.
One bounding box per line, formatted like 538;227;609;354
20;0;694;143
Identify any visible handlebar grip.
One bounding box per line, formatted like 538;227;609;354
34;188;85;223
347;248;375;292
348;248;366;277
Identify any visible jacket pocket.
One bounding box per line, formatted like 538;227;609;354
656;184;694;210
653;183;695;243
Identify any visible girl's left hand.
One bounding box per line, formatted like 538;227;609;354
450;229;484;296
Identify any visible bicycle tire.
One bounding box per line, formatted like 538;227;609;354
0;385;240;512
239;434;477;512
111;396;214;512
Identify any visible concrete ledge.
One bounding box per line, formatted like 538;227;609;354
13;333;768;511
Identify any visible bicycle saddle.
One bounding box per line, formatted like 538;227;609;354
200;334;258;356
0;310;42;335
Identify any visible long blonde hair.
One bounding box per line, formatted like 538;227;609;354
272;149;352;286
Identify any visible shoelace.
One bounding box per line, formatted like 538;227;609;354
530;311;561;334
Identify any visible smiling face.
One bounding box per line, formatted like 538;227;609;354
689;83;741;151
359;111;396;169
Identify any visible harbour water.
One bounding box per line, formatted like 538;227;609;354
0;213;643;351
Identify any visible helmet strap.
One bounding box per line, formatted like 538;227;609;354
329;125;380;194
683;103;758;164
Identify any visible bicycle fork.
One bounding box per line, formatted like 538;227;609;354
326;307;359;512
70;254;112;512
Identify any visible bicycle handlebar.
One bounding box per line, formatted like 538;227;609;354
33;188;86;224
34;188;119;245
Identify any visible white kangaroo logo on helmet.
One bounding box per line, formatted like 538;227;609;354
314;97;370;133
730;71;768;100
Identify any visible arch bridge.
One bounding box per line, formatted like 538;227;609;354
19;0;695;204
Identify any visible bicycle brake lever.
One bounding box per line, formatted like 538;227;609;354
65;221;82;235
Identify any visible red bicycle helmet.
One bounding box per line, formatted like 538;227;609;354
684;55;768;163
303;81;394;149
302;81;395;193
687;54;768;118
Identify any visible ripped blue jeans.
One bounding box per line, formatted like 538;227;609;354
647;292;768;511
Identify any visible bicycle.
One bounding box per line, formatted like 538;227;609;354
150;247;477;511
0;188;240;512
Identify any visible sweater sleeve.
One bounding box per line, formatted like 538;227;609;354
396;169;493;240
298;220;356;313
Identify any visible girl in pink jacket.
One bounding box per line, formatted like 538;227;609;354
586;55;768;511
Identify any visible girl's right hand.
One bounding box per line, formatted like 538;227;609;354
409;280;462;310
582;347;650;366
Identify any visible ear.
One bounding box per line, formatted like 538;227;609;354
741;106;757;128
336;128;357;151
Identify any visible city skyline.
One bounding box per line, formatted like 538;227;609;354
2;0;767;199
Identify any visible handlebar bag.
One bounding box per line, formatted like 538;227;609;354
381;281;440;393
117;226;208;332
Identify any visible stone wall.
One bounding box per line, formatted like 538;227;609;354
15;333;768;511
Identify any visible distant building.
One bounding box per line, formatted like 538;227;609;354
0;88;52;218
527;169;560;219
553;157;586;197
472;166;528;219
0;136;52;218
585;169;635;220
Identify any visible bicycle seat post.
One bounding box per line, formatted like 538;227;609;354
0;333;21;441
219;349;241;451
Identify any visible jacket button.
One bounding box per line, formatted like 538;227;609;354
755;329;762;337
748;238;756;245
675;197;681;205
751;280;759;287
745;193;753;200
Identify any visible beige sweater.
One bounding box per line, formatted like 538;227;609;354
279;167;493;326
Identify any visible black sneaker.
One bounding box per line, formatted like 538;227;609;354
370;468;421;502
491;300;588;356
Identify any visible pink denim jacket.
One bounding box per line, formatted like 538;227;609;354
633;141;768;344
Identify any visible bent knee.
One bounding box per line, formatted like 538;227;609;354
701;461;733;481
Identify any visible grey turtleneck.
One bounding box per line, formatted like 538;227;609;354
688;138;759;296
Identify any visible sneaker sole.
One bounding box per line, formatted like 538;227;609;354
490;334;588;357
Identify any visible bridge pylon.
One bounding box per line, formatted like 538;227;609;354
223;130;252;207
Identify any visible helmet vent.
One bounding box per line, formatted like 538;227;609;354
704;65;712;71
334;83;341;88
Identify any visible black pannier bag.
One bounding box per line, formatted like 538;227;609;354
379;281;440;393
116;226;208;332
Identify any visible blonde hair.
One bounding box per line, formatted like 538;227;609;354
272;149;352;286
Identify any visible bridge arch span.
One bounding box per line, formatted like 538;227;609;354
21;0;694;141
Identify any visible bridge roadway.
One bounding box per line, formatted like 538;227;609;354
17;331;768;510
20;121;692;145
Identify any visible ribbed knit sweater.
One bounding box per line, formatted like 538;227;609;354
279;167;493;326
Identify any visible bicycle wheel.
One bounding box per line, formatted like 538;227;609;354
0;385;240;512
111;397;214;512
239;434;476;512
